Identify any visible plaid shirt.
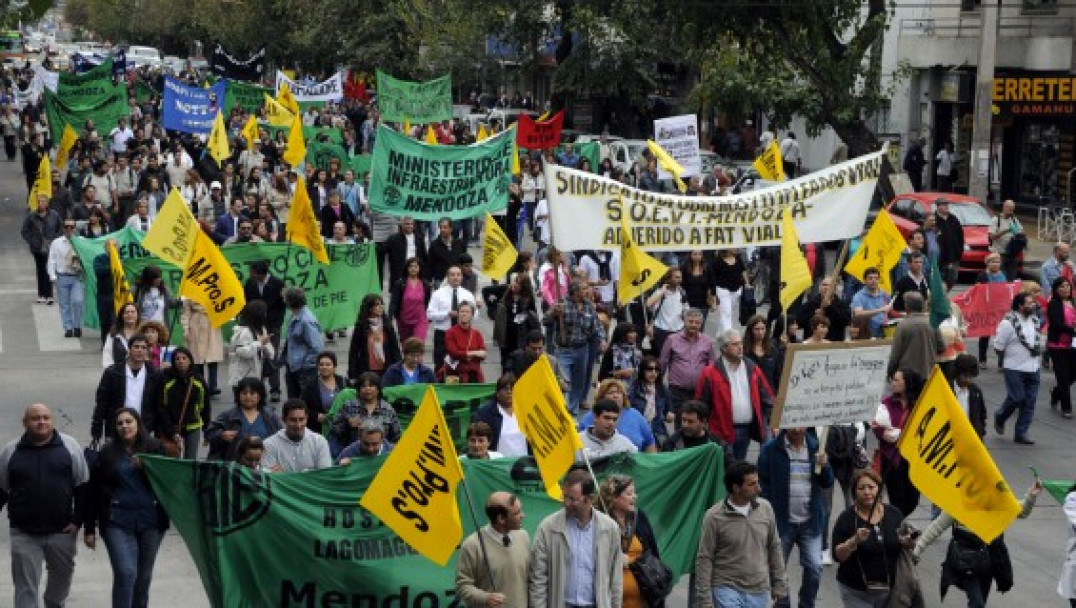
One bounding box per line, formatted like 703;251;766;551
557;299;604;347
331;399;401;445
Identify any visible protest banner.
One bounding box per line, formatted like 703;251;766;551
368;124;515;221
545;148;886;251
223;80;272;115
771;341;892;428
43;82;129;143
266;124;343;145
58;57;113;86
141;443;724;607
516;111;563;150
653;114;701;178
304;140;371;176
951;281;1022;338
162;76;227;135
375;70;452;124
275;70;344;103
210;44;266;82
898;367;1021;543
71;226;379;336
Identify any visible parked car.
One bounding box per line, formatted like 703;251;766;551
885;192;1000;275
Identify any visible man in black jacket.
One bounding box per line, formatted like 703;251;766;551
797;277;852;341
243;260;286;402
0;403;90;608
934;199;965;290
427;217;465;285
903;137;927;192
92;335;164;441
385;216;428;289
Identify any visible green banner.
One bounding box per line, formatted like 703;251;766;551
133;79;158;104
306;140;371;177
44;80;129;143
369;124;514;221
224;80;272;116
375;70;452;124
59;58;114;87
70;226;379;336
142;444;724;607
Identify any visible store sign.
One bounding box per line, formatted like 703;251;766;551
992;77;1076;116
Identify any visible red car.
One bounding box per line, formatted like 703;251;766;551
885;193;996;275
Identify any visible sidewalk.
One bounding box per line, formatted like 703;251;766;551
1018;210;1052;278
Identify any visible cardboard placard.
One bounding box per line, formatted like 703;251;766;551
771;340;892;428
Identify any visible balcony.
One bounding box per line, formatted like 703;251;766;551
897;15;1074;71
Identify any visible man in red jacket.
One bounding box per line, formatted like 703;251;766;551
696;329;774;460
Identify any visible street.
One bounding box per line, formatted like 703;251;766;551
0;155;1071;607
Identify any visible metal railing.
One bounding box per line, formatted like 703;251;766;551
899;15;1073;37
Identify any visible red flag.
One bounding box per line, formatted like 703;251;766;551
516;111;564;150
950;281;1022;338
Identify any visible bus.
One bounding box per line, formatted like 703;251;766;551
0;31;26;65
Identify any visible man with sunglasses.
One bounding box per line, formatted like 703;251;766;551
46;221;84;338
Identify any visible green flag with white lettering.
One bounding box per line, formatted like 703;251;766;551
375;70;452;124
43;78;129;143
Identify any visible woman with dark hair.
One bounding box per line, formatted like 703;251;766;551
743;314;784;392
301;351;347;436
229;300;273;403
348;293;401;380
79;206;111;237
597;475;664;608
159;346;210;459
627;354;671;445
493;271;539;371
331;371;401;457
204;377;282;460
132;264;176;324
1048;276;1076;418
390;256;432;342
599;322;643;382
681;249;715;325
102;302;142;368
82;408;170;608
872;367;925;517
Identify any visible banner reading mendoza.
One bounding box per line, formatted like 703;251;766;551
546;148;886;251
368;124;516;221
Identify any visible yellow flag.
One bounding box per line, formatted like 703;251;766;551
897;367;1022;543
142;189;197;267
481;212;518;279
359;386;464;566
424;125;438;145
264;94;295;127
287;177;330;264
27;155;51;211
779;211;812;311
843;209;908;294
277;81;300;115
646;139;687;193
512;355;583;500
207;111;230;168
56;124;78;171
402;119;412;136
753;141;787;182
108;240;133;315
282;116;306;168
241;114;259;152
511;144;520;175
617;210;667;306
476;124;489;142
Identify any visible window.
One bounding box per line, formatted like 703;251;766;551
961;0;982;10
891;199;914;219
910;202;927;222
1023;0;1058;13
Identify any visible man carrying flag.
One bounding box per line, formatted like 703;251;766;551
779;211;812;313
286;177;329;265
512;355;583;500
26;154;51;212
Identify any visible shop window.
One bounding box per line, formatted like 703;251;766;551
1018;124;1060;200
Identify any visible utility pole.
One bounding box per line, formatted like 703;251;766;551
968;0;1000;205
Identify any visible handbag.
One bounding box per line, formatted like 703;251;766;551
945;530;991;577
629;550;674;602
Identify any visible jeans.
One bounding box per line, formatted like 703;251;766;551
556;343;590;415
997;369;1040;439
286;367;316;400
101;525;164;608
713;586;769;608
732;423;753;461
776;521;822;608
10;528;77;608
54;275;84;331
962;574;992;608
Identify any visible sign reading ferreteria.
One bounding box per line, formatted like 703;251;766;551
141;444;724;607
992;76;1076;115
375;70;453;124
546;149;886;251
368;124;515;220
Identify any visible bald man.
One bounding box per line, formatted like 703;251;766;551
0;404;90;608
455;491;530;607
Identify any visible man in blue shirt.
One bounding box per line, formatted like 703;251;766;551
556;143;581;168
852;267;891;338
283;287;325;399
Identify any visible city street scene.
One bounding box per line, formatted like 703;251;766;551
0;0;1075;607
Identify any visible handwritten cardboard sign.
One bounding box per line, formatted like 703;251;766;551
771;340;892;428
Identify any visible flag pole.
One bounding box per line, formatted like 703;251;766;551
459;478;498;592
580;451;608;513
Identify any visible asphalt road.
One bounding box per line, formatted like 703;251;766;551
0;157;1071;607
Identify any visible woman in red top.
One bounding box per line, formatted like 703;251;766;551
872;368;924;517
443;301;486;383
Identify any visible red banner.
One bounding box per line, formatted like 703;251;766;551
951;282;1022;338
516;111;564;149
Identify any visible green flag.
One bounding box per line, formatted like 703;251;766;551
142;444;724;607
58;58;113;87
375;70;452;124
43;82;129;143
266;124;343;145
223;80;273;115
929;255;950;328
368;124;515;221
1044;479;1075;504
305;140;370;175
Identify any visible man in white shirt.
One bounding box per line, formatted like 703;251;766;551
994;292;1042;444
645;268;686;358
46;220;84;337
427;266;476;371
578;250;619;309
262;401;332;472
780;132;801;178
108;117;134;157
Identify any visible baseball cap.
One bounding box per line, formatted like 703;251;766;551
210;181;222;189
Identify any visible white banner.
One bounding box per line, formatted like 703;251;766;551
772;341;892;428
545;148;885;251
654;114;700;178
275;71;343;102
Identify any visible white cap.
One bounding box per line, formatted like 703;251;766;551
210;181;222;189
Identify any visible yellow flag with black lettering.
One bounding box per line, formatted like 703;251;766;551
241;114;259;152
753;141;787;182
481;212;518;280
646;139;687;193
142;189;198;268
779;212;812;311
56;124;78;171
27;154;51;211
108;240;133;315
513;355;583;500
282;116;305;168
277;81;300;115
359;386;463;566
207;111;230;168
898;367;1022;543
264;94;295;127
287;176;330;264
843;209;907;294
617;210;667;305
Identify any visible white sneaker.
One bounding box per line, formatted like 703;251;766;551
822;550;833;566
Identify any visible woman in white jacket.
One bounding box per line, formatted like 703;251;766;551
228;300;274;404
